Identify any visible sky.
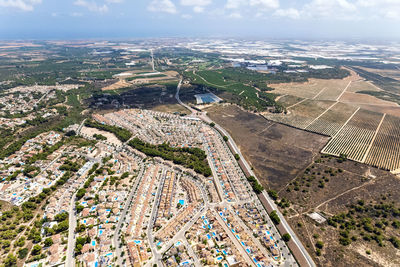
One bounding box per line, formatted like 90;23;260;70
0;0;399;40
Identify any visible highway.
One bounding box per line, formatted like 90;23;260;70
175;80;316;267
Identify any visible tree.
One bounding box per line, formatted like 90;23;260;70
16;237;25;247
282;233;291;242
54;212;68;222
234;154;240;161
267;189;278;200
31;244;42;255
270;211;280;225
223;136;228;142
18;248;28;259
44;237;54;247
76;188;86;200
316;240;324;249
66;130;76;136
3;254;17;267
209;122;215;127
76;205;84;213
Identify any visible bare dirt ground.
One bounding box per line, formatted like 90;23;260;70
80;126;122;146
206;104;329;190
102;79;131;91
151;104;190;115
102;71;179;91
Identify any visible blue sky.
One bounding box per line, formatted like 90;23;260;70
0;0;399;40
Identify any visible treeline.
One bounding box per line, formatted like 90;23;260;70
84;119;132;142
247;175;264;194
128;137;212;177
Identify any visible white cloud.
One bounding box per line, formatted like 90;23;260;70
74;0;109;13
193;6;204;12
180;0;211;13
225;0;279;10
273;8;300;19
0;0;42;11
148;0;177;14
302;0;356;19
181;14;192;19
180;0;212;6
357;0;400;20
249;0;279;9
225;0;246;9
229;12;242;18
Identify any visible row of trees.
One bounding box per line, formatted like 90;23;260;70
247;175;264;194
84;119;132;142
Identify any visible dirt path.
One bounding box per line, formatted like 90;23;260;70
315;178;375;210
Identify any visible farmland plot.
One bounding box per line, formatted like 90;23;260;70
276;94;304;107
365;114;400;171
305;102;358;136
263;99;335;129
322;109;384;162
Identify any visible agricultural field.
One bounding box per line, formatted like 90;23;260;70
275;94;304;107
305;102;359;136
262;99;336;129
206;105;328;190
322;109;384;162
346;79;381;93
269;68;359;101
365;114;400;171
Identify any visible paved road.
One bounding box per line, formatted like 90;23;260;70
212;208;256;266
114;163;145;266
176;81;315;267
66;191;77;267
147;168;166;266
77;118;87;135
175;79;196;115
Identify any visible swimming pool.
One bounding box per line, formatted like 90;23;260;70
92;240;96;246
178;199;185;205
134;240;142;244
